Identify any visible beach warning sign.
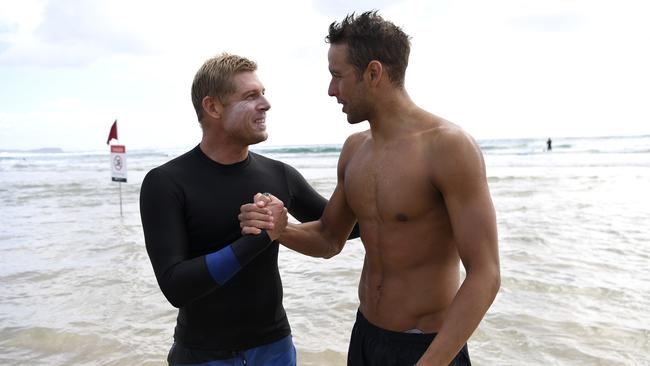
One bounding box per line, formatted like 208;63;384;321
110;145;128;182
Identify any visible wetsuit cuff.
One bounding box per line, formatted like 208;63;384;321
205;232;273;286
205;246;241;285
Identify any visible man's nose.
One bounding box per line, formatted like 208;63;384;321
259;95;271;111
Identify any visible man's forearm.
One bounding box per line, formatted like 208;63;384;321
417;267;500;365
279;221;345;259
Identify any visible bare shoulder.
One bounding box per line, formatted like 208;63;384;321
420;116;486;185
337;130;370;175
423;117;482;161
343;130;370;149
340;130;370;160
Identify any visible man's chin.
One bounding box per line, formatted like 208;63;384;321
250;133;268;145
347;116;366;125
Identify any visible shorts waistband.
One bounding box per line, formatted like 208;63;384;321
355;310;437;344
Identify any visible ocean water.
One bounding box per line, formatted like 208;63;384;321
1;135;649;365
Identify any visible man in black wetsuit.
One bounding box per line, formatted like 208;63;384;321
139;53;339;365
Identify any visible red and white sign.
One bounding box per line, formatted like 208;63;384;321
110;144;127;182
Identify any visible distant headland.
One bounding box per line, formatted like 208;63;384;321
0;147;64;153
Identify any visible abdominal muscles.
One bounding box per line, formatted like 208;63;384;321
357;218;461;332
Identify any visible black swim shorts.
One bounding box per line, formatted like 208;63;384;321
347;310;471;366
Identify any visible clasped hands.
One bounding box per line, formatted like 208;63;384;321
239;193;288;241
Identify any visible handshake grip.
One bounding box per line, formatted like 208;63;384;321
239;192;288;241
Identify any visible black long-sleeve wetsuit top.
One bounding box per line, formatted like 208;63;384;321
140;145;356;351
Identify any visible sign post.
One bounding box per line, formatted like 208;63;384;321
110;144;128;216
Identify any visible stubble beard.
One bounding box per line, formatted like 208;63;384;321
249;131;268;146
345;105;368;125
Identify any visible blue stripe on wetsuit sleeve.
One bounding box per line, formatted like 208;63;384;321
205;245;242;285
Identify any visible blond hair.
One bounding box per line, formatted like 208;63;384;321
191;53;257;122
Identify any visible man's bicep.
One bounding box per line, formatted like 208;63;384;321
443;172;498;269
285;163;360;239
140;170;225;306
284;163;328;222
434;135;498;267
140;170;189;275
320;182;357;243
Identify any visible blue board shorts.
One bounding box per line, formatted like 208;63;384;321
348;310;471;365
167;335;296;366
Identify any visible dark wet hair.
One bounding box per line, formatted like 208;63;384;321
326;10;411;87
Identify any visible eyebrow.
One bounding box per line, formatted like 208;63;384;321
240;87;264;96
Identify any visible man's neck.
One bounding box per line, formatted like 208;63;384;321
368;91;420;143
199;139;249;165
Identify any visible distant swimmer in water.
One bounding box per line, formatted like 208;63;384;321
239;10;500;366
547;138;553;151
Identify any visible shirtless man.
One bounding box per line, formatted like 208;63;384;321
240;11;500;366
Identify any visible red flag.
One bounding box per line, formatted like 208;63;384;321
106;120;118;145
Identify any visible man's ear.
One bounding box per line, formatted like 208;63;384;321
202;96;223;119
365;60;383;87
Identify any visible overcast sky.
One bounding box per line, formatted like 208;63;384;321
1;0;649;151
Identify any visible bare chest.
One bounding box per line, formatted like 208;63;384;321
344;144;440;223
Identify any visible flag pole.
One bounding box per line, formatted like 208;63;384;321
119;182;123;217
